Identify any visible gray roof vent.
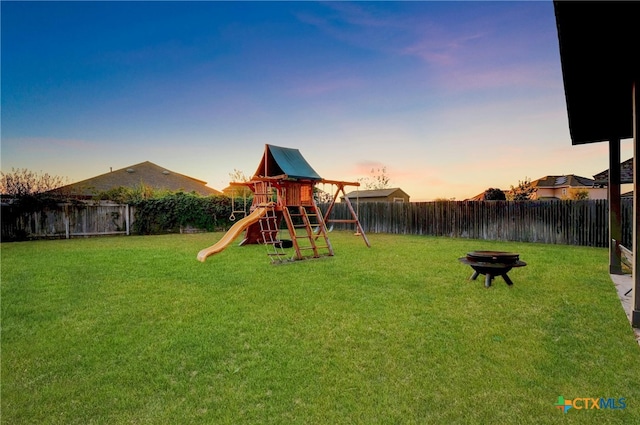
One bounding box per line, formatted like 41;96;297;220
162;170;170;175
126;168;135;173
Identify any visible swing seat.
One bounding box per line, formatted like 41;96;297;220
230;210;247;221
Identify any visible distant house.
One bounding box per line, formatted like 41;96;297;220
592;157;634;199
530;174;606;200
593;157;633;185
341;188;410;203
466;175;607;201
52;161;222;199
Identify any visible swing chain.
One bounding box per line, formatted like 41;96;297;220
229;186;249;221
229;190;236;221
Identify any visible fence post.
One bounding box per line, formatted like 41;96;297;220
609;138;623;273
125;204;130;236
64;204;70;239
631;81;640;328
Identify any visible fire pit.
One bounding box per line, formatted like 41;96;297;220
458;251;526;288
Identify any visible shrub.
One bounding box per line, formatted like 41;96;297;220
483;188;507;201
92;183;168;203
132;192;231;234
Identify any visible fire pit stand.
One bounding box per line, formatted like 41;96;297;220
458;251;526;288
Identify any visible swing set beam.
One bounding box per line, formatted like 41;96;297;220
320;180;370;248
228;177;369;247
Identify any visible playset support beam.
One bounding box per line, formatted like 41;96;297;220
198;144;370;262
320;181;370;248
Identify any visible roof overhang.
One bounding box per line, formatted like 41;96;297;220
253;144;322;181
554;1;639;145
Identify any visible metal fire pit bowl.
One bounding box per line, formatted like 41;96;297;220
458;251;526;288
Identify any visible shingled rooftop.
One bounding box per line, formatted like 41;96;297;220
54;161;221;198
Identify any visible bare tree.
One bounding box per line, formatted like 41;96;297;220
0;168;69;197
227;168;252;200
228;168;249;183
360;166;391;190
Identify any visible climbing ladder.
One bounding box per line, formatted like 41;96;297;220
283;203;333;260
257;205;288;263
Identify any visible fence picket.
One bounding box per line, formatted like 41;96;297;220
2;199;632;248
319;199;630;248
1;202;131;241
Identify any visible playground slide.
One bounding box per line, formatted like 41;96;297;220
197;207;269;262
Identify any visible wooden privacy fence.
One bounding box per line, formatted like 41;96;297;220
1;202;131;241
321;199;633;248
2;199;633;247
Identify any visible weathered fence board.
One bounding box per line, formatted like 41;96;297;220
1;202;131;241
320;199;631;248
2;199;632;247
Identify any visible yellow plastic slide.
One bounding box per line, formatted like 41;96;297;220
197;207;269;262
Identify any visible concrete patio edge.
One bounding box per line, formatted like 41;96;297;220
609;273;640;346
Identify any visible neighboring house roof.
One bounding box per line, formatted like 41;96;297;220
53;161;222;198
593;157;633;184
465;190;508;201
343;188;409;199
221;185;252;196
531;174;596;188
253;144;321;181
466;193;484;201
466;176;595;201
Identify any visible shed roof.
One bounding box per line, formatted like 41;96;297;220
343;188;409;199
554;1;639;145
253;144;321;181
53;161;221;198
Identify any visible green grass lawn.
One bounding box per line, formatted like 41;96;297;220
2;232;639;424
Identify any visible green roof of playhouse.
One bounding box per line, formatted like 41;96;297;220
253;144;322;181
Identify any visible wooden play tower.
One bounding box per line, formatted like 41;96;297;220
197;144;369;263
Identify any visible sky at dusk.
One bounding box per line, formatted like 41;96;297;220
1;1;633;201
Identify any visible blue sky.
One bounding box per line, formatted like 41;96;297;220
1;1;631;200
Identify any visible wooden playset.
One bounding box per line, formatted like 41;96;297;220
197;144;369;262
